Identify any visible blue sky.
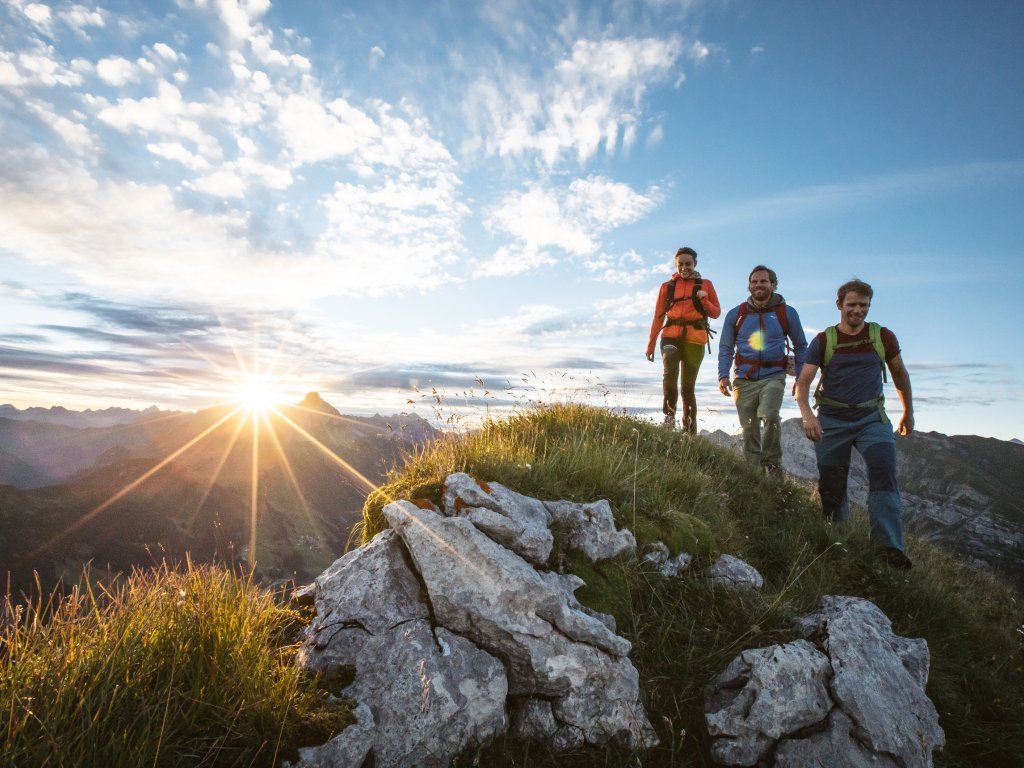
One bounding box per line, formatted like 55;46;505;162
1;0;1022;439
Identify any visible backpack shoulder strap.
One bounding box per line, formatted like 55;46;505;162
868;322;887;382
663;277;679;314
691;277;707;317
733;302;750;334
823;326;838;368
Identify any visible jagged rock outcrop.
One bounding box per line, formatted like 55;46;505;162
292;473;657;767
705;595;945;767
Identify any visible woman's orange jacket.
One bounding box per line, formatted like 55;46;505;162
646;274;721;355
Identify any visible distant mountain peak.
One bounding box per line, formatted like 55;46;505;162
298;392;341;416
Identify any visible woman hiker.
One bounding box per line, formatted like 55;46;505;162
646;246;721;433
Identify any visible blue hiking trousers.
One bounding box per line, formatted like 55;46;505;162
814;410;904;552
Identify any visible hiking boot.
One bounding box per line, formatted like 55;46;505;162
764;463;783;478
883;547;913;571
662;413;675;430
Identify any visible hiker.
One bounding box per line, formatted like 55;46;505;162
646;246;721;433
794;278;914;569
717;265;808;476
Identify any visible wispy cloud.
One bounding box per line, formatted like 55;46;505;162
463;35;683;167
479;176;662;276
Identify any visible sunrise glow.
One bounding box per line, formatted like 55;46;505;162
233;376;282;414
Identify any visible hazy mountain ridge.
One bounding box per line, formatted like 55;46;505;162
706;419;1024;591
0;397;437;594
0;403;170;428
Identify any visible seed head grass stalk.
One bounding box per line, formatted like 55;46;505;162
0;560;349;768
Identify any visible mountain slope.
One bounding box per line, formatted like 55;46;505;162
0;398;436;594
707;419;1024;591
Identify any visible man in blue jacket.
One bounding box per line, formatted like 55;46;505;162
718;265;808;476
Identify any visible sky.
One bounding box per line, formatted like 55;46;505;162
1;0;1022;440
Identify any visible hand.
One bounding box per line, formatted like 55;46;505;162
645;352;654;362
802;416;823;442
897;412;914;436
718;378;732;397
695;289;708;300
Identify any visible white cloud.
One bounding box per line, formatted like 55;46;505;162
97;80;222;160
276;93;365;164
594;290;655;318
645;123;664;148
0;149;328;306
213;0;271;41
28;99;94;153
22;3;52;32
188;168;246;197
315;169;468;294
152;42;180;62
147;141;211;171
464;35;682;167
1;46;83;88
96;56;141;86
60;5;106;36
483;176;662;276
586;250;661;286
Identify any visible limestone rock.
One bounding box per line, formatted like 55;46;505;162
794;596;944;766
545;497;637;562
775;709;899;768
706;553;764;590
295;476;658;764
442;472;553;565
384;498;657;749
705;640;832;766
346;621;507;767
705;595;944;767
299;529;428;672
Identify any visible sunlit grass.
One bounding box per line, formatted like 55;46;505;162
0;560;350;768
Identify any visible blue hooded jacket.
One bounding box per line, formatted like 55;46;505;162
717;293;808;381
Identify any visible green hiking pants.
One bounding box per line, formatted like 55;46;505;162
733;376;785;472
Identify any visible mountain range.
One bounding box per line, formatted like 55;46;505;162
0;394;435;595
3;397;1022;598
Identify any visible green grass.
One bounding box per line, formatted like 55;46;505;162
0;560;350;768
4;403;1020;767
364;402;1024;767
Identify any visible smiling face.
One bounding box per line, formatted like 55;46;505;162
838;291;871;332
675;251;696;278
748;269;774;304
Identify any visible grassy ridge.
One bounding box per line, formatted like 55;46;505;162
0;561;349;768
2;403;1020;767
363;403;1024;767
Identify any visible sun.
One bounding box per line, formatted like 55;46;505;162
233;375;281;414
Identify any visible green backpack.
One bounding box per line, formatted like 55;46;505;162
814;322;888;419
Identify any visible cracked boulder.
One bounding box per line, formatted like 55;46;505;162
293;476;657;766
295;529;507;767
704;595;944;767
385;499;656;749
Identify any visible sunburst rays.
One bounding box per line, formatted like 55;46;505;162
24;386;385;575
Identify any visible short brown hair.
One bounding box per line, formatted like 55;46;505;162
675;247;697;261
837;278;873;304
748;264;778;287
